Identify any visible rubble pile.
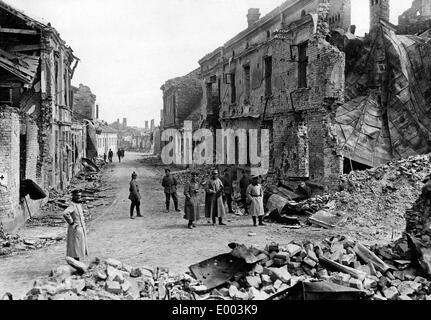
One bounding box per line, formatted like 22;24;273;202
23;257;195;301
20;235;431;301
285;154;431;240
1;158;112;257
202;237;431;301
0;232;63;257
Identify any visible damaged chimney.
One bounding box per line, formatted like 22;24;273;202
247;8;261;28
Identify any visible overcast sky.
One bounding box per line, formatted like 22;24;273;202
5;0;411;127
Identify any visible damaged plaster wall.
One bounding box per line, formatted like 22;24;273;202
0;106;21;231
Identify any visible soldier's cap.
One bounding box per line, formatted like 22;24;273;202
131;172;138;177
165;168;171;173
71;189;82;196
251;174;259;179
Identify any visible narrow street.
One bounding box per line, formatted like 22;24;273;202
0;152;337;298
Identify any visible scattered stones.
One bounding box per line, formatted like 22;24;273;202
105;281;122;295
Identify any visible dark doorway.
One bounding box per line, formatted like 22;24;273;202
343;158;372;174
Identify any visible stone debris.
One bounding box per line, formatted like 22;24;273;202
18;231;431;301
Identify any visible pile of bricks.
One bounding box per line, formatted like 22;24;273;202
18;235;431;300
23;257;194;300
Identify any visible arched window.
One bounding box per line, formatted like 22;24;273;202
267;30;271;39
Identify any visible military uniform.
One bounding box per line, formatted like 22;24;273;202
162;175;179;211
129;178;142;218
63;202;88;260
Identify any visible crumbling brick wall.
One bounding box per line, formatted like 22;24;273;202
161;69;202;130
0;106;21;232
398;0;431;35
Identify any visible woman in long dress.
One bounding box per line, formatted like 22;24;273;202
63;190;88;260
184;172;200;229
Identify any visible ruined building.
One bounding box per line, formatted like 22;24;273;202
156;0;431;191
72;84;97;120
199;0;351;190
334;0;431;172
0;1;84;232
398;0;431;35
160;68;203;133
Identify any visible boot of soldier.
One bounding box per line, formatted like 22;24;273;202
219;217;226;226
188;221;193;229
252;216;257;227
258;216;265;226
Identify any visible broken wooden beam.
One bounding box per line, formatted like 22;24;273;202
7;44;42;52
0;27;38;35
353;243;391;273
319;256;367;281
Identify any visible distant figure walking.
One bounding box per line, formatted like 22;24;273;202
120;149;125;160
103;153;107;163
162;168;180;213
129;172;142;219
108;149;113;163
184;172;200;229
205;169;226;226
247;175;265;227
117;150;121;163
239;170;250;215
63;190;88;261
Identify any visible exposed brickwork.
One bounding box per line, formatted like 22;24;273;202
195;0;346;190
161;69;203;130
0;106;21;231
72;84;97;120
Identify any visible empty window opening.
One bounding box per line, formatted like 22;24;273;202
264;56;272;97
244;65;251;104
0;87;12;106
298;42;308;88
230;73;236;104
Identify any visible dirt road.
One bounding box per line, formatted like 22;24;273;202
0;152;340;298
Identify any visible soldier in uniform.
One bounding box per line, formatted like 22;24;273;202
129;171;143;219
239;170;250;215
205;169;227;226
63;190;88;261
162;168;180;213
183;172;200;229
222;169;234;213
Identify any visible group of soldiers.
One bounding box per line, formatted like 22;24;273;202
61;167;266;263
155;168;266;229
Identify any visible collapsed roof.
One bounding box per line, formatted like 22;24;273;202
335;22;431;168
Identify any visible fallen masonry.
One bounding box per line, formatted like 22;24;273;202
12;229;431;300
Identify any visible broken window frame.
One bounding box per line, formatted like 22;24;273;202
0;86;12;105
